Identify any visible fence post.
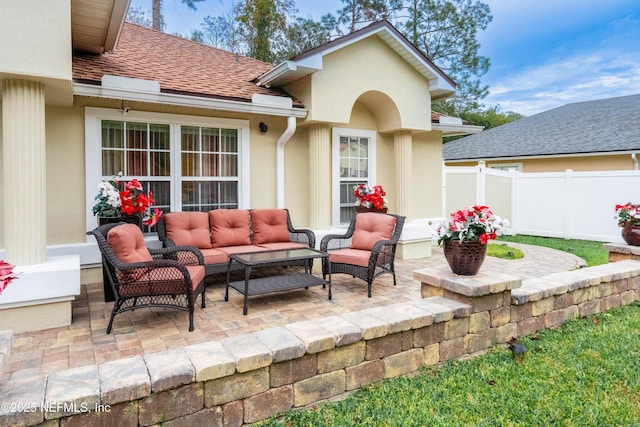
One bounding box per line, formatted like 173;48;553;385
477;161;486;205
564;169;573;239
510;168;518;234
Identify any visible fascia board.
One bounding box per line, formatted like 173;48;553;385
73;83;307;118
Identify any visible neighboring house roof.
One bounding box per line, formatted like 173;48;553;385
255;20;456;101
73;23;299;106
443;94;640;161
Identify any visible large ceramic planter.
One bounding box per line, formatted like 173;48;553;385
622;223;640;246
443;239;487;275
355;206;388;214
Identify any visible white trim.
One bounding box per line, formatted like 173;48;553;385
74;83;307;118
331;128;377;226
84;107;250;239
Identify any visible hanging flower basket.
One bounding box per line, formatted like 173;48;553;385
443;239;487;275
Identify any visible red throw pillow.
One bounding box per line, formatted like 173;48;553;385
210;209;251;248
251;209;290;244
351;213;396;251
164;212;212;249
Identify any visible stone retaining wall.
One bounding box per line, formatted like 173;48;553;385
2;259;640;426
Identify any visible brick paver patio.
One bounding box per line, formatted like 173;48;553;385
2;243;585;382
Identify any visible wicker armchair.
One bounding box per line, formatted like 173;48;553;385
87;223;206;333
320;212;405;297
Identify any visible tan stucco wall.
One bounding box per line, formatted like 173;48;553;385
446;154;640;172
0;0;72;105
413;132;444;218
46;106;86;244
0;96;307;248
298;36;431;132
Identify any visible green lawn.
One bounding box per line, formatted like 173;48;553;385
497;235;609;266
260;303;640;427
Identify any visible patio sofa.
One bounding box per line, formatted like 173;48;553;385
156;208;315;276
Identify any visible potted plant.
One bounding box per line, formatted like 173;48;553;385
92;174;163;228
435;205;508;275
353;184;388;213
615;203;640;246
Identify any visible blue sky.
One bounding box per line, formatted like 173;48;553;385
130;0;640;116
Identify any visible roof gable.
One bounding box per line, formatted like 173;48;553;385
255;20;456;100
443;94;640;161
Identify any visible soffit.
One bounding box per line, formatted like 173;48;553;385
71;0;129;54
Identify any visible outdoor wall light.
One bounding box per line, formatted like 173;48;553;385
259;122;268;133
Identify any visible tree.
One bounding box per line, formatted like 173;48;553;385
441;105;523;142
151;0;205;31
126;6;153;27
234;0;297;62
399;0;492;113
275;16;334;59
337;0;401;32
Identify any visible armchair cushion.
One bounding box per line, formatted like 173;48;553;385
107;224;153;264
119;265;205;297
251;209;290;244
164;212;212;249
210;209;251;248
329;248;371;267
351;213;397;251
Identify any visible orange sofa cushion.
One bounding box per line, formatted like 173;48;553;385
257;242;307;251
210;209;251;248
200;248;229;265
164;212;212;249
251;209;291;244
329;248;371;267
107;224;153;264
351;213;396;251
217;245;266;257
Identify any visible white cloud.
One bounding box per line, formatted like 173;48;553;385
484;49;640;115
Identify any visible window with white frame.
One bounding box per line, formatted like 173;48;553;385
332;128;376;225
85;108;250;232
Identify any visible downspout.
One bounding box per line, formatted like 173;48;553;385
276;116;297;208
632;153;638;170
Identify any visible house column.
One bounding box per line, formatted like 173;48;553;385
2;79;47;265
394;130;412;218
309;123;331;229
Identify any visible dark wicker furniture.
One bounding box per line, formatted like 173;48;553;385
88;223;206;333
320;213;405;297
225;248;331;315
156;209;316;277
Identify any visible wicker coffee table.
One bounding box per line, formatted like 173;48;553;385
225;248;331;315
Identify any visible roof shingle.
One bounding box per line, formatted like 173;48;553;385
443;94;640;161
73;23;299;105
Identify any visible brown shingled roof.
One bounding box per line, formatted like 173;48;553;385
73;22;300;106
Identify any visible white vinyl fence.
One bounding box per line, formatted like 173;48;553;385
444;165;640;242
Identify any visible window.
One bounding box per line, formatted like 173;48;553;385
332;128;376;225
180;126;239;211
86;108;250;233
